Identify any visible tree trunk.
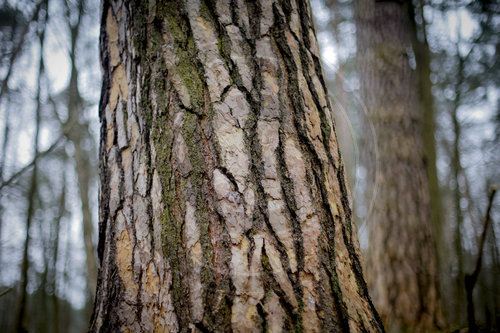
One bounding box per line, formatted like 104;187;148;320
354;1;440;331
325;0;356;190
452;77;465;326
64;0;98;308
0;106;9;272
91;0;383;331
51;165;66;333
408;0;444;286
15;8;47;329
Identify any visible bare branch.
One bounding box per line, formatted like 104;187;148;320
0;134;65;191
465;185;498;332
0;287;12;297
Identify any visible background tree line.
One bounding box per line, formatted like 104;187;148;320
0;0;98;331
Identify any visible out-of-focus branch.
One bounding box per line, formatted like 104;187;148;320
465;185;497;333
0;133;65;191
0;287;12;297
0;106;80;191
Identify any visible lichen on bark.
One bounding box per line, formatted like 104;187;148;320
91;0;383;332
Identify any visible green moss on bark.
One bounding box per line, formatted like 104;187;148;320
160;2;205;109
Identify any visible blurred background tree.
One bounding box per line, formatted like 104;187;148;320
313;0;499;331
354;1;440;330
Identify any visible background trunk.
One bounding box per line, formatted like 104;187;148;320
64;0;98;308
15;11;47;329
354;1;440;331
408;0;444;284
91;0;383;331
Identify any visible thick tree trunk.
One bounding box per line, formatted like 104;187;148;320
91;0;383;331
354;1;440;332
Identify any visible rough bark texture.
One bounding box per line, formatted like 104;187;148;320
354;1;440;332
91;0;383;331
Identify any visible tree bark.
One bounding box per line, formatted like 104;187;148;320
354;1;440;332
91;0;383;331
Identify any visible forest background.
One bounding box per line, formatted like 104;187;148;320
0;0;498;332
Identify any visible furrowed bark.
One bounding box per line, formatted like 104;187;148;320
91;0;383;331
354;1;440;332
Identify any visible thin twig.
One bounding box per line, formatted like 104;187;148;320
0;287;12;297
0;107;81;191
465;185;497;333
0;134;65;191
